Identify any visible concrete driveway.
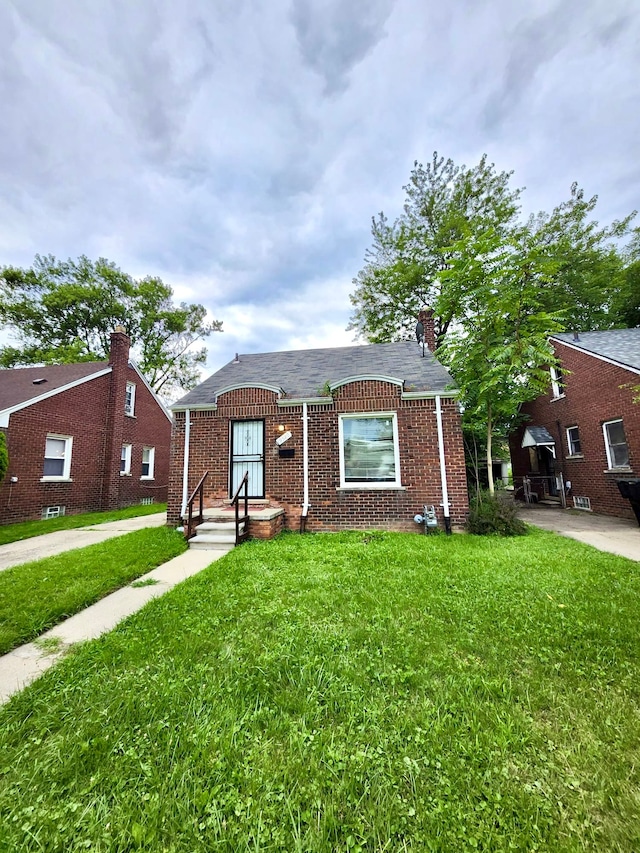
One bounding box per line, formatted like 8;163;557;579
0;511;168;572
518;504;640;561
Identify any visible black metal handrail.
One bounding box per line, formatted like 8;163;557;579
185;470;208;540
230;471;250;545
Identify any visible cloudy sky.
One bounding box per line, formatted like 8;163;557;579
1;0;639;396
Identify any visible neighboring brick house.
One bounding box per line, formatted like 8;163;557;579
168;317;468;536
0;329;171;524
510;329;640;519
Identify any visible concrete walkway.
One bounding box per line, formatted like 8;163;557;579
0;547;221;705
518;503;640;561
0;511;168;572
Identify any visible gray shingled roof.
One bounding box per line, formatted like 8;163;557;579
0;362;109;411
173;341;455;407
553;329;640;371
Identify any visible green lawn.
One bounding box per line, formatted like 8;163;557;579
0;503;167;547
1;529;639;852
0;526;186;654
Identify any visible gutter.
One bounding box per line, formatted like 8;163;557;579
179;408;191;520
300;402;310;532
435;395;452;535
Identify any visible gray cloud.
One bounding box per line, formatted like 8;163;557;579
0;0;639;394
290;0;395;94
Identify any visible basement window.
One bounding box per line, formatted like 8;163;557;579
573;496;591;511
339;413;401;488
42;505;66;519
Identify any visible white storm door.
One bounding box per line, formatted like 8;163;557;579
231;420;265;498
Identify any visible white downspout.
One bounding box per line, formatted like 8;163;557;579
180;408;191;520
301;402;310;530
435;395;452;535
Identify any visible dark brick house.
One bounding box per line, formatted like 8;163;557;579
168;319;468;536
510;329;640;519
0;329;172;524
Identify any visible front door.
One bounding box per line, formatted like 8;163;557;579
230;420;265;498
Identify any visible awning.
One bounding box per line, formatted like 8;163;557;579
521;426;556;449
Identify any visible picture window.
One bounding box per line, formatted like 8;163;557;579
339;413;401;488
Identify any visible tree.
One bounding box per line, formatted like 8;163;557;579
350;156;638;346
348;153;523;344
0;255;222;399
526;183;636;332
437;228;562;493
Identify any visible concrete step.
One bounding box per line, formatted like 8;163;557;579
189;537;235;552
196;520;245;533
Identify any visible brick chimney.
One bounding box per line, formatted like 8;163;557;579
417;307;436;352
109;325;130;368
102;326;131;510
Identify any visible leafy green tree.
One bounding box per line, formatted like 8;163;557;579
0;255;222;398
526;183;635;331
348;153;523;343
437;228;561;493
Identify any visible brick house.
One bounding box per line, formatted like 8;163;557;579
0;328;172;524
168;317;468;537
509;329;640;519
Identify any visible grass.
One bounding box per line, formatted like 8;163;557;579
0;502;167;547
1;529;640;851
0;526;186;654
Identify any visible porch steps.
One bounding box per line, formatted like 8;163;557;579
188;519;244;552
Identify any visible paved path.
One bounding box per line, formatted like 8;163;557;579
0;548;221;705
518;504;640;561
0;512;168;572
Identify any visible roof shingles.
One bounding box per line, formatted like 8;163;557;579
174;342;455;407
553;329;640;372
0;362;109;411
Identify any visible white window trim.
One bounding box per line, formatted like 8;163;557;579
41;434;73;482
602;419;630;470
566;426;581;457
141;446;155;480
338;412;402;489
550;366;565;399
121;443;132;476
125;382;136;417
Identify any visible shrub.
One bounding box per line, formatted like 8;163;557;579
466;490;528;536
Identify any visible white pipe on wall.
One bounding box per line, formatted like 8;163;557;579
435;395;452;534
301;402;310;525
180;408;191;519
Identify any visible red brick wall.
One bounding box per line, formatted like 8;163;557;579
168;381;469;532
0;367;171;524
510;341;640;519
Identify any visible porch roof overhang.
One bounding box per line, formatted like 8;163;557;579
521;426;556;449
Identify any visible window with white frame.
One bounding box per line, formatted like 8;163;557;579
550;365;565;398
120;444;132;475
125;382;136;416
603;419;630;469
141;446;155;479
339;413;401;488
566;426;582;456
42;435;73;480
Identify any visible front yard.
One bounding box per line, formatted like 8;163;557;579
1;529;639;851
